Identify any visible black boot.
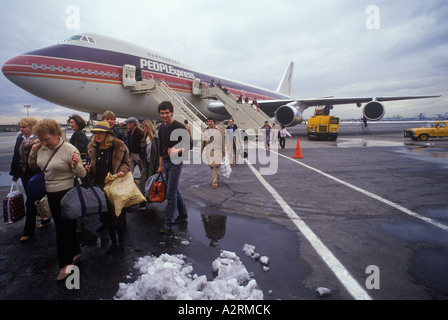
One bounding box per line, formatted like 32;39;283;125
106;227;119;255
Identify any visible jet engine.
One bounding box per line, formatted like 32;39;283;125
274;102;306;127
363;100;385;121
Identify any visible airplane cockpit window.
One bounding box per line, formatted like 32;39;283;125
68;35;82;41
64;35;96;44
80;35;96;44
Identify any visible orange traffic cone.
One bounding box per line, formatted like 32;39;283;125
293;138;304;159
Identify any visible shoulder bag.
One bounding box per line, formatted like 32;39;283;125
61;175;108;220
27;143;64;202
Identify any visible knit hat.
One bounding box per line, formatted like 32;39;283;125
91;121;113;134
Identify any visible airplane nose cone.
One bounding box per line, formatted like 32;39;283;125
2;55;29;88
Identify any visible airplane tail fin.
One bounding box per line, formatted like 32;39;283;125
276;61;295;97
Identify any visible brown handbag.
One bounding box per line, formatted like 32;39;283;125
148;174;166;203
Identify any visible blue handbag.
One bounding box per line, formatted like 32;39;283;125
27;144;64;202
27;171;46;202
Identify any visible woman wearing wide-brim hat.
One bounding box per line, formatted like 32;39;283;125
86;121;131;255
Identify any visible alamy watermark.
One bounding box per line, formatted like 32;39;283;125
66;5;80;30
65;265;80;290
366;5;380;30
365;265;380;289
168;123;279;176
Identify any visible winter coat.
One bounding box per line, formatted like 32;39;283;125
87;137;131;177
201;128;225;167
139;135;160;193
10;134;39;180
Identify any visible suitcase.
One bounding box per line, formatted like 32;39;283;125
3;182;26;224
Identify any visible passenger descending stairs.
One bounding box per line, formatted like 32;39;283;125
198;87;271;131
131;79;207;138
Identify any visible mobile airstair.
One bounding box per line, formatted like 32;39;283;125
197;86;271;131
122;65;271;138
127;76;207;138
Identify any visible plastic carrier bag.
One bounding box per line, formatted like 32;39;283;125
104;172;145;216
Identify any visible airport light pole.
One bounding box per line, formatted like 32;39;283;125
23;104;31;117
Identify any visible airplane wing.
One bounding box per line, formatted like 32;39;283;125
257;94;442;125
261;61;441;123
259;95;441;110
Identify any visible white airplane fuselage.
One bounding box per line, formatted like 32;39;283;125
2;33;288;122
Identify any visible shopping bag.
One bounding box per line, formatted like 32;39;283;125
3;182;26;224
145;174;166;203
219;156;232;179
104;172;146;216
35;195;52;221
61;177;108;220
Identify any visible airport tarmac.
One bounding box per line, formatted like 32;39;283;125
0;121;447;300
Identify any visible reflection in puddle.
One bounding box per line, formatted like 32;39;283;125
201;213;227;247
336;138;404;148
396;144;448;167
406;145;448;159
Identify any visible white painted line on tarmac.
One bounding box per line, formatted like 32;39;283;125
275;149;448;231
245;159;372;300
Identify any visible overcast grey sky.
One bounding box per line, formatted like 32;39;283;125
1;0;447;124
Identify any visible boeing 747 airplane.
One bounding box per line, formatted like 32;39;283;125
2;33;441;128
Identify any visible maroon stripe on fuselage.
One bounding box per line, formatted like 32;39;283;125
8;44;287;100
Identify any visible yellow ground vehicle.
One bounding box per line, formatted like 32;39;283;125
306;108;339;141
404;121;448;141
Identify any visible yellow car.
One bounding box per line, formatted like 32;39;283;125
404;121;448;141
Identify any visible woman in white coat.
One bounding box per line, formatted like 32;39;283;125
200;117;225;189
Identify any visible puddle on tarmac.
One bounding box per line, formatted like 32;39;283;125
404;144;448;159
336;138;404;148
396;144;448;168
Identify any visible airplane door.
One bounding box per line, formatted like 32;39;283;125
192;78;201;95
122;64;136;88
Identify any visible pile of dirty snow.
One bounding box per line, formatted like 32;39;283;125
115;250;263;300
